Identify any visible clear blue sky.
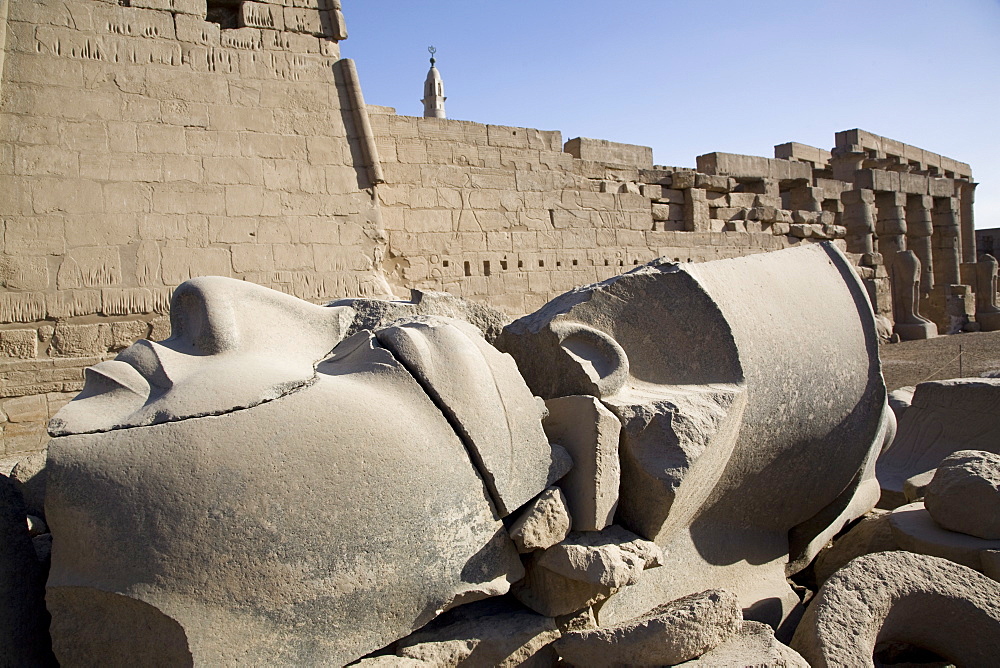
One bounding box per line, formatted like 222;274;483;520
342;1;1000;230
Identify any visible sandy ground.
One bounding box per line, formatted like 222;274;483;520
879;329;1000;391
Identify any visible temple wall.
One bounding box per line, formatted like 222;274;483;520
0;0;381;455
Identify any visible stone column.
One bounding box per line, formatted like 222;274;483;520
841;189;876;254
959;181;978;263
684;187;711;232
831;147;866;183
906;195;934;296
932;197;962;287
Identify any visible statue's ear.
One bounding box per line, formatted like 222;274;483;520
550;321;629;398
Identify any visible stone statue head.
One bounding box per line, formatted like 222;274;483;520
45;277;557;665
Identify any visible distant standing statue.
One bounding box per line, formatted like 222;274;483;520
976;253;1000;331
891;249;937;340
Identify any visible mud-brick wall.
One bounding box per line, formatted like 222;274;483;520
0;0;386;455
369;112;795;315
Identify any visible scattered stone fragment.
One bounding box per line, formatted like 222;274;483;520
555;589;742;667
813;510;898;584
677;621;809;667
535;525;662;588
394;598;560;668
889;501;1000;571
876;378;1000;509
923;449;1000;539
887;385;915;421
543;395;621;531
514;554;617;618
10;450;47;518
555;606;597;633
508;487;572;553
791;551;1000;667
903;469;935;502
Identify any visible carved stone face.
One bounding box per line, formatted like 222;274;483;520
45;278;543;666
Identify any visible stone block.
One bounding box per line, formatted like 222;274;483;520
174;13;222;46
0;330;38;359
50;323;107;357
563;137;654;169
696;152;811;181
240;1;284;30
0;293;47;323
2;395;47;424
0;256;49;291
544;395;621;531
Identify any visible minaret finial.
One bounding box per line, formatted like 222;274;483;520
428;46;437;66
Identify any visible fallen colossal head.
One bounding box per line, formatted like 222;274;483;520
44;242;892;664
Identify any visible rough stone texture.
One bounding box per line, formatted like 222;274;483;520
513;554;617;618
375;316;555;517
677;621;809;667
508;486;572;553
10;449;47;518
555;589;742;667
331;289;511;344
542;395;621;531
534;525;662;588
394;598;560;668
877;378;1000;509
889;501;1000;572
500;243;889;634
45;282;525;666
791;551;1000;667
923;449;1000;539
0;474;56;666
812;510;898;584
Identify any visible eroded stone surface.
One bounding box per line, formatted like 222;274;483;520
678;621;809;667
394;598;560;668
791;551;1000;667
877;378;1000;509
535;525;662;588
331;290;510;344
923;449;1000;539
555;589;742;667
508;487;572;553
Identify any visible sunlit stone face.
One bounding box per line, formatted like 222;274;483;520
45;278;524;666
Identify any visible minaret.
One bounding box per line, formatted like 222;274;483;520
422;46;446;119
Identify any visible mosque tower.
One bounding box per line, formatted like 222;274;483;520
422;46;446;119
